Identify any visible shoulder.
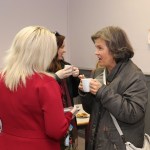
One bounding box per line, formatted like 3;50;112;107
124;60;145;78
31;72;58;85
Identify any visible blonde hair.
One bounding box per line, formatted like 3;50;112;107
1;26;57;91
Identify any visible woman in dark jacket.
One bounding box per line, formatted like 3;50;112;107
79;26;148;150
48;32;80;150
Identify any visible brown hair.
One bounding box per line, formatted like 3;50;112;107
91;26;134;63
49;32;65;72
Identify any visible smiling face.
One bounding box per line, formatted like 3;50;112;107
94;38;116;72
57;41;66;60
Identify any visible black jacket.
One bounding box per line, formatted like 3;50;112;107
60;60;79;104
79;60;148;150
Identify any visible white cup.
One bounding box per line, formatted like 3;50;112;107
64;65;72;69
64;65;73;72
81;78;92;92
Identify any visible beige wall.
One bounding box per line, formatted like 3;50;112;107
1;0;150;74
68;0;150;74
0;0;69;68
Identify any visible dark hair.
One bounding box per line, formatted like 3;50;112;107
91;26;134;63
55;32;65;49
49;32;65;72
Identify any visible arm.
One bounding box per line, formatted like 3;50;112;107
39;79;72;140
79;90;95;114
96;74;148;124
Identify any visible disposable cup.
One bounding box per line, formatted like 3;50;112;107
65;65;72;70
81;78;92;92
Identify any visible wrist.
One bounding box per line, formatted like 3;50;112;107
54;73;61;83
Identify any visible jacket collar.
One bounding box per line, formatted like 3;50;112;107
106;59;129;83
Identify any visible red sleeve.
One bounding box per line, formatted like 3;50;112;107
38;78;73;140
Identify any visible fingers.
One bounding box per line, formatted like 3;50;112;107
56;69;72;79
78;82;83;91
90;79;102;95
78;74;85;79
70;105;80;116
78;78;84;91
73;70;79;77
72;66;78;71
72;67;79;77
63;67;73;78
64;66;80;77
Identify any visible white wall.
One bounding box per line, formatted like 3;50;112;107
68;0;150;74
0;0;69;69
1;0;150;74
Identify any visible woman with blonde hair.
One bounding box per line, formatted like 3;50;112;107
0;26;77;150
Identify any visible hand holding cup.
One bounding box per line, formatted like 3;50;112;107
70;105;80;119
72;66;79;77
55;65;73;79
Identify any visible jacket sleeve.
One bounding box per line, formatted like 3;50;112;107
78;90;95;114
96;73;148;124
70;76;80;97
79;69;100;114
38;79;72;140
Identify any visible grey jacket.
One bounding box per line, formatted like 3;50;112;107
79;60;148;150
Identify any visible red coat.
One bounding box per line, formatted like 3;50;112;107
0;73;72;150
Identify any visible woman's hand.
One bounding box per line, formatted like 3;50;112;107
72;66;79;77
78;74;85;91
55;67;73;79
90;79;102;95
70;106;80;119
78;77;102;94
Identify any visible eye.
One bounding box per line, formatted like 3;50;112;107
96;46;102;50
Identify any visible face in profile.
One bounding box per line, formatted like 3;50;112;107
94;38;116;71
57;41;66;60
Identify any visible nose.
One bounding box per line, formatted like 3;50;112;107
63;48;66;53
95;49;99;55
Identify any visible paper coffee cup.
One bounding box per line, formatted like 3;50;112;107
64;65;71;69
64;65;73;72
81;78;91;92
64;65;72;70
